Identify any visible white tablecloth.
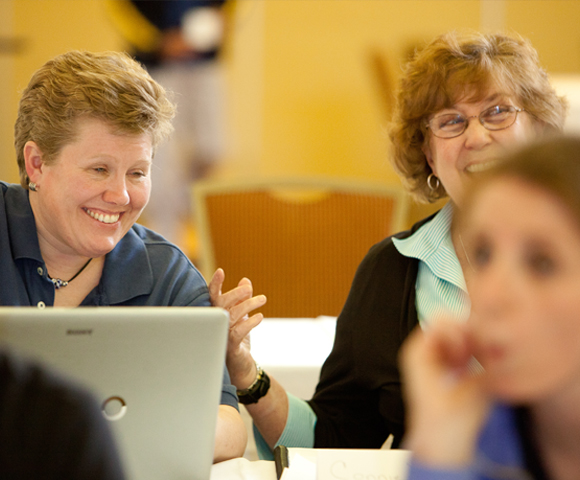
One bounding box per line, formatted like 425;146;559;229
211;448;411;480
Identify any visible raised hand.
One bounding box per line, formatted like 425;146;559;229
399;320;490;467
209;268;267;388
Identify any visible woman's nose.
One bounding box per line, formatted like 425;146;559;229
103;176;130;205
463;117;492;149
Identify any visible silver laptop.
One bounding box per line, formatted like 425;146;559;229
0;306;229;480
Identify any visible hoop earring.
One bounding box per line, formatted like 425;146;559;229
28;182;38;192
427;173;440;192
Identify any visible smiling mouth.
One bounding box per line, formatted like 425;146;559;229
466;160;500;174
84;208;120;224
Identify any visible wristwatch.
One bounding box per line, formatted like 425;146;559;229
236;363;271;405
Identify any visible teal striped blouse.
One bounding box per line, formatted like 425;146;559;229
393;201;470;327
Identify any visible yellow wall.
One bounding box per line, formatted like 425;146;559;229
220;0;580;224
0;0;124;183
220;1;483;187
2;0;580;225
0;1;15;184
261;1;481;184
507;1;580;72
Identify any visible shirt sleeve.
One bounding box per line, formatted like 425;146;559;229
220;365;239;410
254;392;316;460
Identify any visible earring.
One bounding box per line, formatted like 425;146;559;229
28;182;38;192
427;173;440;192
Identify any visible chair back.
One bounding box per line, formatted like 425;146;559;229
193;177;410;318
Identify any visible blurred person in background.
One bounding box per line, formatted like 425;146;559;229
106;0;228;255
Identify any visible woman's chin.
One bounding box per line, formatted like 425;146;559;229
74;240;116;259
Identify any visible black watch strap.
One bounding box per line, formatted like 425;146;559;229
237;364;271;405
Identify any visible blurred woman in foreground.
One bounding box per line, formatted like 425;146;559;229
402;135;580;480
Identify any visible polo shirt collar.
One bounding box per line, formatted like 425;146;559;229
393;202;466;291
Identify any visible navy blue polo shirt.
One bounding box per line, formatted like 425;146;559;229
0;181;237;408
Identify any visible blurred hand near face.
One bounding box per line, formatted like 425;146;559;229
400;320;491;468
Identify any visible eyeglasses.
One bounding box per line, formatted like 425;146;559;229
425;105;525;139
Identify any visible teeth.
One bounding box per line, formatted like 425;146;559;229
466;160;499;173
86;209;120;224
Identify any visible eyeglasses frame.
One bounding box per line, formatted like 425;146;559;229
425;105;525;139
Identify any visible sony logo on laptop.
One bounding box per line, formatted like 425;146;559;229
66;329;93;335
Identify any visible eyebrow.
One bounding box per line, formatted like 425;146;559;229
462;92;511;107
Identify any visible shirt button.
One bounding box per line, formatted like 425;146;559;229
37;267;44;276
37;301;46;309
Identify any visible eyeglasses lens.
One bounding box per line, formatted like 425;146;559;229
428;105;519;138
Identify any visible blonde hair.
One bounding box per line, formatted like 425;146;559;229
14;50;175;188
388;31;568;203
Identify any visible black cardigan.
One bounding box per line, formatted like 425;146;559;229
308;214;435;449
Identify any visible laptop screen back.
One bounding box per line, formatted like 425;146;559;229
0;306;229;480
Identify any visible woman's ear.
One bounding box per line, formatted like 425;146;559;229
23;141;45;184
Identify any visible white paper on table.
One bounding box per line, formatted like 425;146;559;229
210;457;277;480
279;452;317;480
288;447;319;464
316;449;411;480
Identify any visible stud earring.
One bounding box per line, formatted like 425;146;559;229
28;182;38;192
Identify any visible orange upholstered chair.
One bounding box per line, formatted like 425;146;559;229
193;177;410;318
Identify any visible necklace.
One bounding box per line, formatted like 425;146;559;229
458;234;477;273
48;258;93;289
